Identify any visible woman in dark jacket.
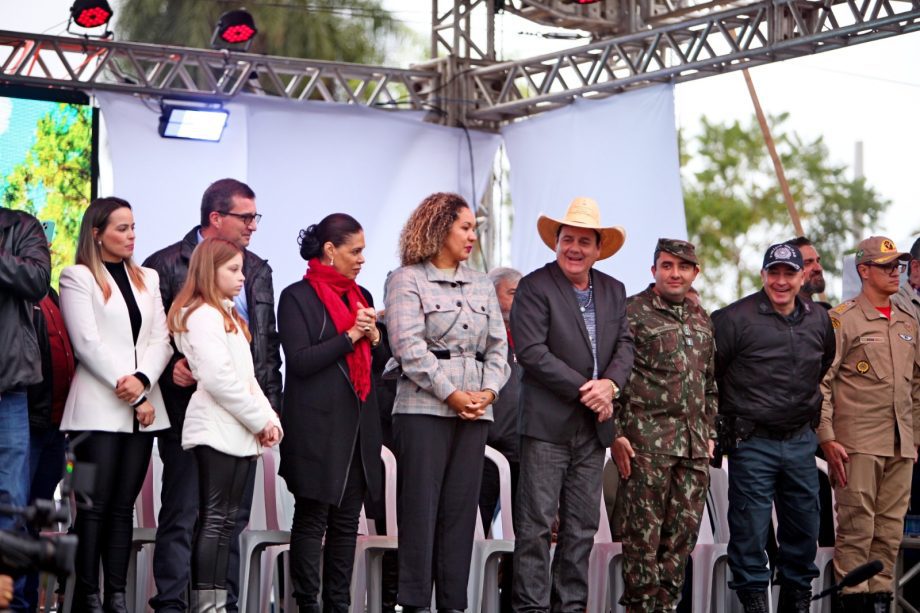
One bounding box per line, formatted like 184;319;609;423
277;214;384;613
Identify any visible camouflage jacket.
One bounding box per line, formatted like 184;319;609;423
618;286;718;459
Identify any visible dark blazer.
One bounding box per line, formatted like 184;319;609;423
510;262;635;447
277;279;383;507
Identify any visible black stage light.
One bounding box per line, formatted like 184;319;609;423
70;0;114;29
211;9;258;50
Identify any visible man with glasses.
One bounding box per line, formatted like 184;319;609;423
819;236;920;613
892;236;920;323
144;178;283;613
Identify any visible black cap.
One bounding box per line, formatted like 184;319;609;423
762;243;803;271
910;236;920;260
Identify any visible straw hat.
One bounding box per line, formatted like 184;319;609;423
536;197;626;260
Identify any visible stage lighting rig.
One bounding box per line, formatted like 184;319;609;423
211;9;258;51
68;0;114;38
158;103;230;143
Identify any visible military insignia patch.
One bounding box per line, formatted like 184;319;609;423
831;318;840;330
900;333;914;342
881;239;895;252
856;361;870;374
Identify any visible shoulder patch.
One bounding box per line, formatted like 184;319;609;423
831;317;840;330
832;300;857;315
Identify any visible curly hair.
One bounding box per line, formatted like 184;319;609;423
398;192;470;266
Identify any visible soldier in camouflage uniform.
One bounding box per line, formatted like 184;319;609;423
613;238;717;612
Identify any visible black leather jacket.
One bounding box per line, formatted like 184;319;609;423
711;290;835;431
143;227;283;428
0;208;51;392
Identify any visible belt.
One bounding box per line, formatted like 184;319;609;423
431;349;485;362
750;422;811;441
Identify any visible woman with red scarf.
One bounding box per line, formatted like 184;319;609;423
277;213;384;613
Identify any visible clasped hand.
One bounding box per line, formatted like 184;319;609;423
348;301;379;343
579;379;614;422
447;390;496;420
258;421;283;447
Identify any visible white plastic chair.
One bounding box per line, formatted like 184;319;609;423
587;453;624;613
689;464;731;613
812;457;836;613
240;447;291;613
466;445;515;613
349;444;398;613
127;445;161;613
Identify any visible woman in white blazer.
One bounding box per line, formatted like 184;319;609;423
59;197;172;613
167;237;282;613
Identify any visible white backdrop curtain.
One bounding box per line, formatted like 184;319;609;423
502;84;686;294
96;91;501;302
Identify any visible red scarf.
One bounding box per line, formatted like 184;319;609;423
305;258;371;401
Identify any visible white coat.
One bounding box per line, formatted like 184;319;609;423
174;301;280;457
59;263;172;433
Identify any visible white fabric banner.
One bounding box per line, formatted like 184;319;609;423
502;84;686;294
96;92;501;303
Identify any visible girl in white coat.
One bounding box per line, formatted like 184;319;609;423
59;197;172;613
167;237;282;612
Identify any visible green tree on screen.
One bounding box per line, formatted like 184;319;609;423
681;113;889;306
1;104;93;288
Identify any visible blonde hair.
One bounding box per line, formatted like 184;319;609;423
75;197;147;301
398;192;470;266
167;238;251;342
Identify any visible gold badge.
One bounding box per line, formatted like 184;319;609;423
856;361;870;374
881;239;895;252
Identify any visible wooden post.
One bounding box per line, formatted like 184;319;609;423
742;68;805;237
743;68;828;302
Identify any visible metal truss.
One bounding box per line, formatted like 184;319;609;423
0;30;439;112
464;0;920;123
431;0;496;60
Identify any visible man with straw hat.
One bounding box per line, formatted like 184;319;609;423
510;197;635;613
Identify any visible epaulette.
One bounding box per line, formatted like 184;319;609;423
831;300;857;316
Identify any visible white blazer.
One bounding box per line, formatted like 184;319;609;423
59;263;172;433
174;302;280;457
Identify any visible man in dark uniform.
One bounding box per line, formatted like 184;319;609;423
711;243;835;613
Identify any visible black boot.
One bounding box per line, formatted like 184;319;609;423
737;589;769;613
400;608;431;613
869;592;892;613
297;602;320;613
777;585;812;613
103;591;128;613
72;591;105;613
834;592;868;613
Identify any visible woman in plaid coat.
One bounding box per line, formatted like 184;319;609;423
384;192;510;613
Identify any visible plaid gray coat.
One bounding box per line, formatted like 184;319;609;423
384;262;510;419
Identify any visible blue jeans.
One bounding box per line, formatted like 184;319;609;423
0;391;30;527
512;424;605;613
0;391;32;611
727;429;820;592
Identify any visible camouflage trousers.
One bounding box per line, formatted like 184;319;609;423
620;453;709;612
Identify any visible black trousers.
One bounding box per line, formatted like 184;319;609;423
289;444;366;612
151;429;257;612
393;414;488;609
192;446;254;589
72;430;153;599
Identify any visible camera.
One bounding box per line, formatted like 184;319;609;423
0;440;95;579
0;499;76;578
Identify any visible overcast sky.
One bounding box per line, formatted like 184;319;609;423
6;0;919;266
